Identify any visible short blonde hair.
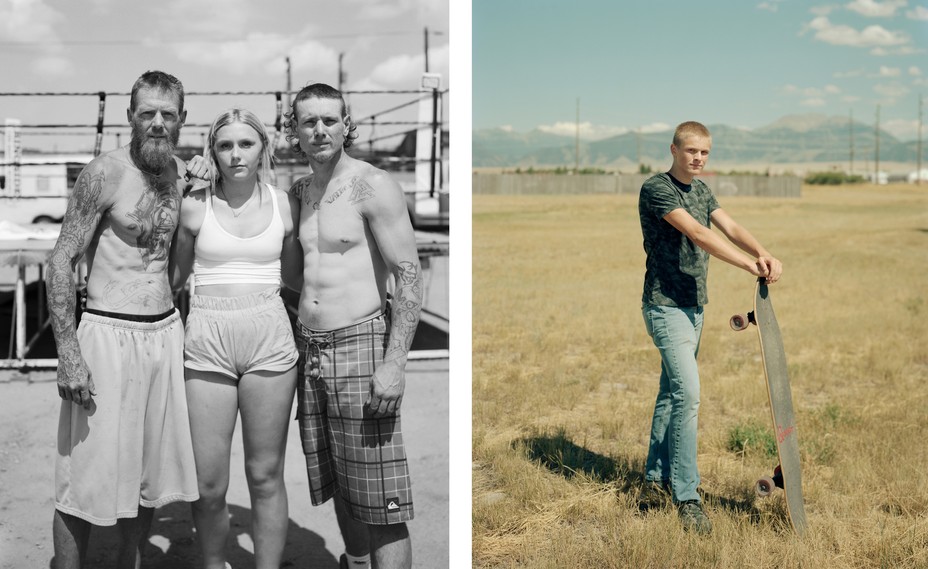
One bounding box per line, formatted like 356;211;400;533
672;121;711;147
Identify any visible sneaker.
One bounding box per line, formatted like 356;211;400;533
678;500;712;535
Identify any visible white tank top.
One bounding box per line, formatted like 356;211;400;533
193;183;283;287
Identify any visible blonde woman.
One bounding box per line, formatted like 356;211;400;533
171;107;302;569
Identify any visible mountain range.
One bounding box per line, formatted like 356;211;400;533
473;114;923;169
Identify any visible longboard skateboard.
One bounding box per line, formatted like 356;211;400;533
730;277;807;535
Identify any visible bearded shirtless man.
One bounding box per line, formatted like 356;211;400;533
286;83;421;569
46;70;198;569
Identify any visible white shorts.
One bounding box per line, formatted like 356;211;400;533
55;310;199;526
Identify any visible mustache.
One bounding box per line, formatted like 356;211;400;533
130;126;179;171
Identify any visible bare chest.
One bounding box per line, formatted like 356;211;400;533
104;176;181;262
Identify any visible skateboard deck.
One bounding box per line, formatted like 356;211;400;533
730;277;807;535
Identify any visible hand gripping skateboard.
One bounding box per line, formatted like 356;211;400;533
730;277;807;535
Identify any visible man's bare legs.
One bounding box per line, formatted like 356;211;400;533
53;507;153;569
53;510;90;569
334;497;411;569
116;506;154;569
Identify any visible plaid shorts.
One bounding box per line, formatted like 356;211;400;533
295;312;414;525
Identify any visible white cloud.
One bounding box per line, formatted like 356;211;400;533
834;68;866;78
362;42;449;90
33;54;72;78
811;4;838;15
874;82;910;101
499;125;513;132
871;45;924;55
807;16;909;47
344;0;446;21
277;40;341;79
0;0;62;42
164;0;251;36
906;5;928;19
639;123;672;134
0;0;74;78
882;118;919;140
171;33;300;75
757;2;779;12
841;95;862;103
801;98;827;107
910;66;923;76
878;65;902;76
825;84;842;94
533;121;670;141
846;0;906;17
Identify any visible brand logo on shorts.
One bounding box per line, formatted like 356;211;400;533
386;497;400;511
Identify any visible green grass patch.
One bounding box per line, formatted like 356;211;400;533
726;420;778;458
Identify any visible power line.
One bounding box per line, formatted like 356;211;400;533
0;29;445;48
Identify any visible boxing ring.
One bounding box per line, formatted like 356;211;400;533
0;235;61;370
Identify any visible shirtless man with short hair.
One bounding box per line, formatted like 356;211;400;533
286;83;421;569
46;70;199;569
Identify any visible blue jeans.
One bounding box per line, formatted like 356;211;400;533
642;304;704;503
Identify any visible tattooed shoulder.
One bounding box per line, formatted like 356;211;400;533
348;176;377;205
289;175;314;206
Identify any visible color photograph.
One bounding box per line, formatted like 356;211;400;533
473;1;927;567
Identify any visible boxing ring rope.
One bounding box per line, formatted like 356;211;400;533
0;87;448;369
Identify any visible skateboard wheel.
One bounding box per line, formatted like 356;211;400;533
755;476;775;497
730;313;749;331
773;465;784;489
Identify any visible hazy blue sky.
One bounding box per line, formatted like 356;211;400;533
1;0;449;152
473;0;927;141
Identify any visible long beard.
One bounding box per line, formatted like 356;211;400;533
130;124;179;172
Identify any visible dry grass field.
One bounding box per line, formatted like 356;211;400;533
472;184;928;568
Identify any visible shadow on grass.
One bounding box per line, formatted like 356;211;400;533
520;429;761;521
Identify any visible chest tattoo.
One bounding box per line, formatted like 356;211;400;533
348;176;376;205
126;180;178;269
325;183;348;204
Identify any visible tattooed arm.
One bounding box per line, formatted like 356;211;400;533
46;164;108;409
354;171;422;417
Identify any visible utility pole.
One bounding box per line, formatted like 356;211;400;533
918;94;924;186
285;56;292;109
875;104;881;183
424;27;429;73
849;109;854;174
338;53;346;92
575;98;580;174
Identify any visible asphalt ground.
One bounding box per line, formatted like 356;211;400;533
0;357;449;569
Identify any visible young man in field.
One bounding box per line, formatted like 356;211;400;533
637;121;783;534
286;83;421;569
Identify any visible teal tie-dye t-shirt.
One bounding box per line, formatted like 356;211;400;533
638;173;720;307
